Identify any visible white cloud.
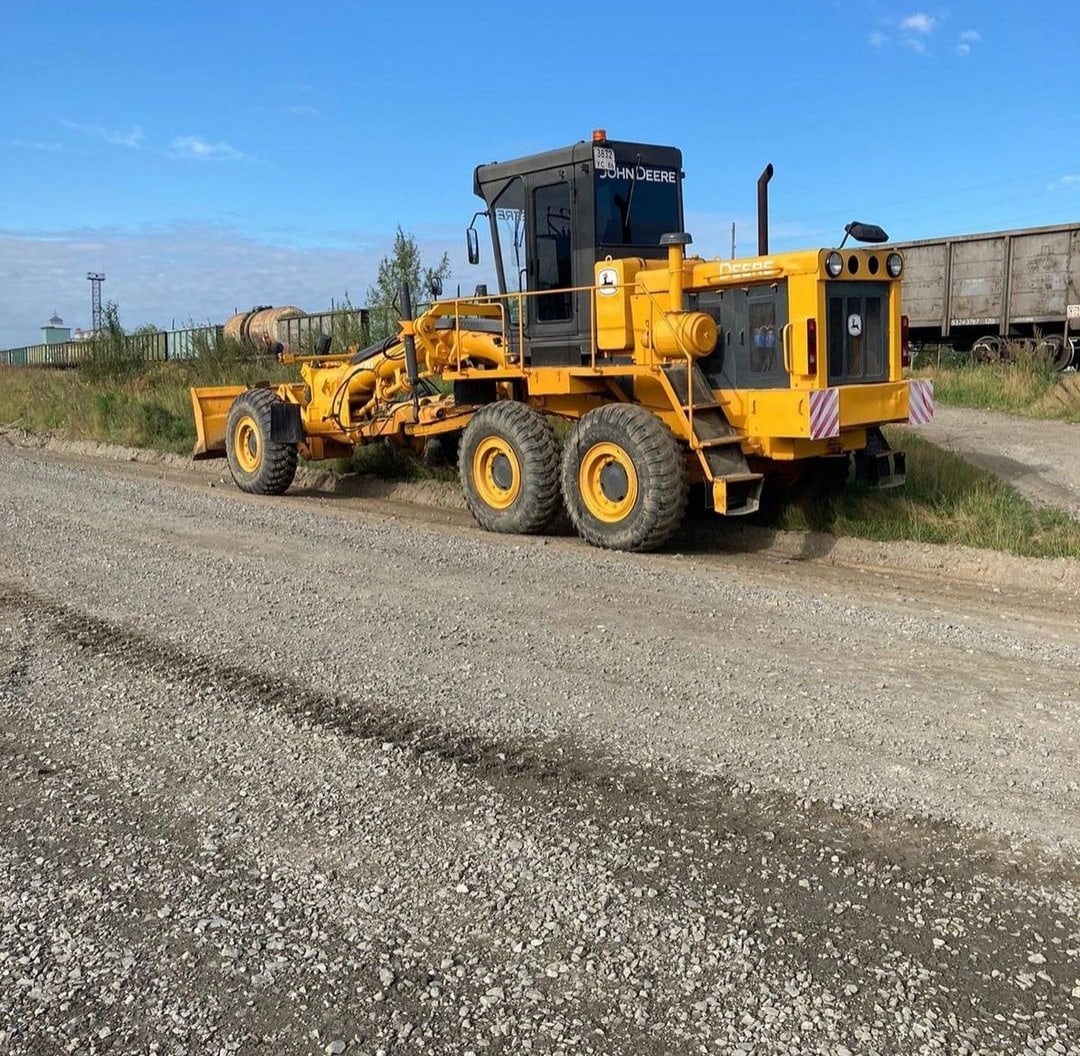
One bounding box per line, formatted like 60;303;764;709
868;31;888;47
287;104;320;117
0;222;471;347
9;140;63;152
167;136;243;161
61;120;144;149
901;36;928;53
956;29;980;56
901;12;937;34
1050;174;1080;191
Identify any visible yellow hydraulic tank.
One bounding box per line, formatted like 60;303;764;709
650;311;717;357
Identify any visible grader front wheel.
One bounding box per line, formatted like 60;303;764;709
225;388;298;495
561;404;688;552
459;402;561;534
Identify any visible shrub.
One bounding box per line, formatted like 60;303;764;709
81;302;144;383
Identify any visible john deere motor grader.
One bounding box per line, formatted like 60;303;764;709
191;131;933;553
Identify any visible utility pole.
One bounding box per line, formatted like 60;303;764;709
87;272;105;332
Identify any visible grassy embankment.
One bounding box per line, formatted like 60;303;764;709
765;428;1079;558
915;344;1080;422
0;358;291;454
1;358;1077;559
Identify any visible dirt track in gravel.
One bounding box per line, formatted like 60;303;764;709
917;404;1080;518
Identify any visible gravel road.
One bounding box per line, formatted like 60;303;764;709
917;405;1080;518
2;443;1079;1055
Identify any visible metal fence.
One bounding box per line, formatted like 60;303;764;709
0;309;369;368
164;325;224;360
277;309;368;351
0;327;214;368
0;341;96;368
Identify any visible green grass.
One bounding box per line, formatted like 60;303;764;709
0;356;295;454
914;347;1080;422
762;428;1080;559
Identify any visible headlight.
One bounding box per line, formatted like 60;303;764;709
826;251;843;278
886;252;903;277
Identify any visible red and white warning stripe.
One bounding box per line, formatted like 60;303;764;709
808;388;840;440
908;379;935;425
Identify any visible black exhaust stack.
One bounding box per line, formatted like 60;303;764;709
400;282;421;415
757;163;774;257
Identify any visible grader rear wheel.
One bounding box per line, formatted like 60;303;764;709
225;388;298;495
458;401;561;535
561;404;688;552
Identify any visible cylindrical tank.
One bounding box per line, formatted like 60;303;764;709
224;305;306;351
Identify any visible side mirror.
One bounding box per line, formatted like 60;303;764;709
314;333;332;356
466;227;480;266
427;274;443;299
844;221;889;244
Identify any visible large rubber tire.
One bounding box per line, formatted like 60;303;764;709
561;404;688;552
225;388;299;495
458;402;561;535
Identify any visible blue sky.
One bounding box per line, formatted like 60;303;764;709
1;0;1077;346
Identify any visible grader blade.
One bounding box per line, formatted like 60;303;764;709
190;385;246;459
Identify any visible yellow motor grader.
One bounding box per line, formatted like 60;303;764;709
190;131;933;552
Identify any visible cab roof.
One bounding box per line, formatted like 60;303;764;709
473;139;683;198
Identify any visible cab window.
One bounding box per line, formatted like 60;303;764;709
748;300;778;373
492;178;526;324
533;182;573;322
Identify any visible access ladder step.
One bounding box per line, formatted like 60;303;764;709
712;472;764;517
663;362;716;408
702;445;750;479
695;435;743;450
690;408;739;445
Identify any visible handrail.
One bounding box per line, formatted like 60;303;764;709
631;284;706;443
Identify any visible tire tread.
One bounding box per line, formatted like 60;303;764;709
459;401;561;534
561;403;687;552
225;388;299;495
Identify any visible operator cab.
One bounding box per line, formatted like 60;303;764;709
470;132;683;366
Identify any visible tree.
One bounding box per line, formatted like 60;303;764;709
82;301;143;382
365;226;451;342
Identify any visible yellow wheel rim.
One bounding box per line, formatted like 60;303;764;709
234;414;261;474
579;442;638;523
472;436;520;509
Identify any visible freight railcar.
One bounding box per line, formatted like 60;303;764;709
887;223;1080;369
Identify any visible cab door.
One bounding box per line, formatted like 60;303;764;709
525;177;580;366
